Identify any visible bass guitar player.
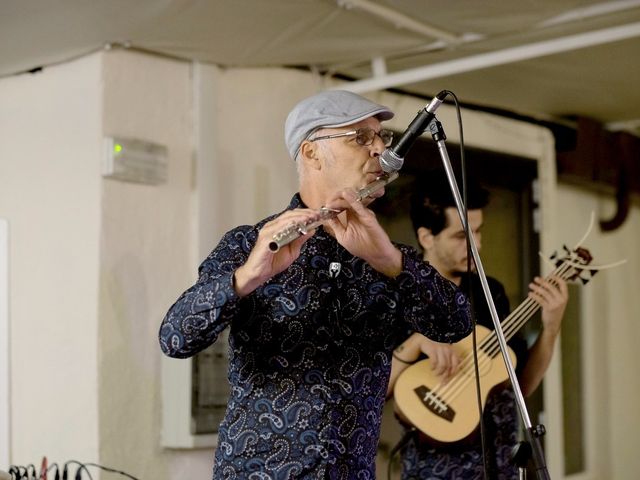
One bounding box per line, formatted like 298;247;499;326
386;175;569;480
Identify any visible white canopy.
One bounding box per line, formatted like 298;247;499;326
1;0;639;132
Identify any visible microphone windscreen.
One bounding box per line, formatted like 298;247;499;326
379;149;404;173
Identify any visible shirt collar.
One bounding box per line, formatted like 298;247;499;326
288;193;306;210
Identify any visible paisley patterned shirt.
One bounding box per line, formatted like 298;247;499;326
159;193;472;480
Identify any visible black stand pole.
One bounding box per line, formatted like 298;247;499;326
427;117;551;480
511;441;532;479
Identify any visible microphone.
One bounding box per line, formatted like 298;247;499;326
379;90;448;173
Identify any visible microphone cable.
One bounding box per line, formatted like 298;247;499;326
26;466;38;480
61;462;92;480
6;461;138;480
442;90;490;480
81;463;139;480
386;427;418;480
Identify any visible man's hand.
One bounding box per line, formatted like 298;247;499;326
520;275;569;396
325;188;402;278
234;209;319;297
396;333;461;383
422;338;461;384
528;275;568;337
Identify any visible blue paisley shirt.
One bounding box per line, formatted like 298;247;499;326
159;193;472;480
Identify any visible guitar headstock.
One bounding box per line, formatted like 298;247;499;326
550;245;596;285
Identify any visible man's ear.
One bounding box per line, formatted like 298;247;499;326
417;226;434;251
299;140;321;171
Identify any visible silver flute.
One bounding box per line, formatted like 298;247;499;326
268;171;399;252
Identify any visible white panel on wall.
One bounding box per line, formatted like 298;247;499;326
161;356;217;448
0;219;9;467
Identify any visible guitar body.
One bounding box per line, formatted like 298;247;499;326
393;324;517;444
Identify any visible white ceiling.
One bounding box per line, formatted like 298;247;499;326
1;0;639;133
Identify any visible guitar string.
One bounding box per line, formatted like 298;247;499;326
426;262;571;412
424;257;578;411
432;260;572;406
429;259;574;408
482;261;574;358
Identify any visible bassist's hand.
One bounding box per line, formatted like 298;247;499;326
528;275;568;337
419;336;461;384
396;333;461;384
520;275;569;396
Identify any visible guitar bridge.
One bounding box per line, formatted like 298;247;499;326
414;385;455;422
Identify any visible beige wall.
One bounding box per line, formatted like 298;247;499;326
204;67;314;232
1;48;638;479
554;186;640;479
0;54;102;463
98;51;210;478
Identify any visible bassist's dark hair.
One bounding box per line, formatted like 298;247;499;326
410;170;489;238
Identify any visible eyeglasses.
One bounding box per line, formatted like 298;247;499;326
310;127;394;148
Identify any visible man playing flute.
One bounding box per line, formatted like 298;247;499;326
159;90;472;479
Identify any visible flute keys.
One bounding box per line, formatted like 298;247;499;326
320;207;341;215
269;173;398;252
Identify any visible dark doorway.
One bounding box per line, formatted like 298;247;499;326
374;136;546;477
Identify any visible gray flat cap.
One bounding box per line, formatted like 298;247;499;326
284;90;394;160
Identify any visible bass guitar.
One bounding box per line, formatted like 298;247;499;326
393;246;594;444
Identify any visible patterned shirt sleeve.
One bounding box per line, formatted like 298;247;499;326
158;226;253;358
393;244;473;343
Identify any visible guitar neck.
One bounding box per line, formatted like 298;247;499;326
484;260;578;354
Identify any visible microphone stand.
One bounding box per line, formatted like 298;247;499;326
427;117;551;480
